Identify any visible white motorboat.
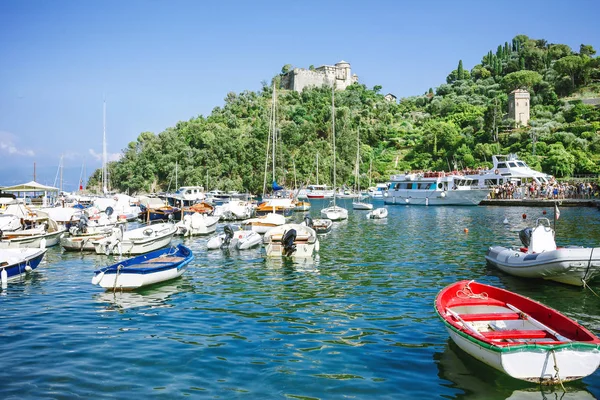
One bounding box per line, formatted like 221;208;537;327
311;218;333;234
366;208;388;219
263;223;319;259
92;223;177;255
384;172;489;206
175;213;219;236
60;230;113;252
485;218;600;286
0;212;66;249
241;212;286;234
207;225;262;250
352;200;373;210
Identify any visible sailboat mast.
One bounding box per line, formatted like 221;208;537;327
175;160;178;189
355;129;360;193
272;86;277;185
316;152;319;185
102;99;108;195
332;85;336;204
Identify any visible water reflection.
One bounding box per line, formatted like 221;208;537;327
94;278;191;312
435;340;596;400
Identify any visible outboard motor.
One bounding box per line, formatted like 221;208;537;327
221;225;234;248
303;216;313;228
282;229;297;257
519;227;532;248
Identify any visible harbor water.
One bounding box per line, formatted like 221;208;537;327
1;200;599;399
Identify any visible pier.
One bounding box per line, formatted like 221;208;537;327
480;198;599;207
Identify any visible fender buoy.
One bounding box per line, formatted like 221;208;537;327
494;169;500;175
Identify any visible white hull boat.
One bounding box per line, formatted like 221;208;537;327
91;244;193;290
352;201;373;210
366;208;388;219
207;225;262;250
486;218;600;286
241;212;286;234
175;213;219;236
320;205;348;221
0;227;66;249
263;223;319;259
312;218;333;234
436;280;600;384
61;230;113;252
93;223;177;255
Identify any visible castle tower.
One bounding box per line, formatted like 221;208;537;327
508;89;530;127
280;61;359;92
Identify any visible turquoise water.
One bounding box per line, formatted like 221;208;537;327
1;200;599;399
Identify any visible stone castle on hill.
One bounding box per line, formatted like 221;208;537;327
280;60;359;92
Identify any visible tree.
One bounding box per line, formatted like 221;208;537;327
553;55;585;86
457;60;464;80
281;64;292;74
501;70;543;92
579;44;596;57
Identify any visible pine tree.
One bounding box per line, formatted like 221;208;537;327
457;60;464;80
497;45;503;59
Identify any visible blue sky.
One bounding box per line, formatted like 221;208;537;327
1;0;599;190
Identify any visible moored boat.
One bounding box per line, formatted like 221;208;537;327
311;218;333;234
435;280;600;384
366;207;388;219
91;244;193;290
0;247;47;283
206;225;262;250
174;213;219;236
92;222;177;255
60;230;113;252
241;212;286;234
485;218;600;286
263;223;319;258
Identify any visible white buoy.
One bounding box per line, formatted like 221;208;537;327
503;217;509;224
441;192;446;198
405;198;409;204
426;197;429;206
1;268;7;289
24;265;32;272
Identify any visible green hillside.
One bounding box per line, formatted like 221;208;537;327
89;35;600;194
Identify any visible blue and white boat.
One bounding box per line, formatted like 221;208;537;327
0;248;47;283
91;244;193;290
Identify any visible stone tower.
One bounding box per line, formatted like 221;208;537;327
508;89;530;127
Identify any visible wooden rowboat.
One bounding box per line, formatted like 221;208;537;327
91;244;193;290
435;280;600;384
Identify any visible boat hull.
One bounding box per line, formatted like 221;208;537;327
0;248;47;280
384;188;488;206
485;246;600;286
93;223;177;255
92;244;193;290
320;206;348;221
0;229;66;249
445;324;600;384
263;224;319;259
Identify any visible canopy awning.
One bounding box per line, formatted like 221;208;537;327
0;180;59;192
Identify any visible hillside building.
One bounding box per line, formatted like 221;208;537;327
508;89;530;127
280;60;358;93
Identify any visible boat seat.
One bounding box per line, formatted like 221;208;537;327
448;298;506;308
481;329;551;340
458;312;521;322
142;256;185;263
270;234;311;242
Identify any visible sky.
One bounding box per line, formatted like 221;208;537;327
1;0;599;191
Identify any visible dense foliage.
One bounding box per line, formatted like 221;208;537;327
89;35;600;194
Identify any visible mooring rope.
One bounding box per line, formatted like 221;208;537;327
112;264;123;294
551;349;567;392
582;279;600;298
456;280;488;300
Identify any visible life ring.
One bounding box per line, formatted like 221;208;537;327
494;169;500;175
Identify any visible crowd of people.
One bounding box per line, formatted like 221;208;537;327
489;180;600;200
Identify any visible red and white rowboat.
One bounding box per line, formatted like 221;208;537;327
435;280;600;384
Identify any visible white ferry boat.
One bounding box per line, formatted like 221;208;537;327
384;172;489;206
463;154;552;188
